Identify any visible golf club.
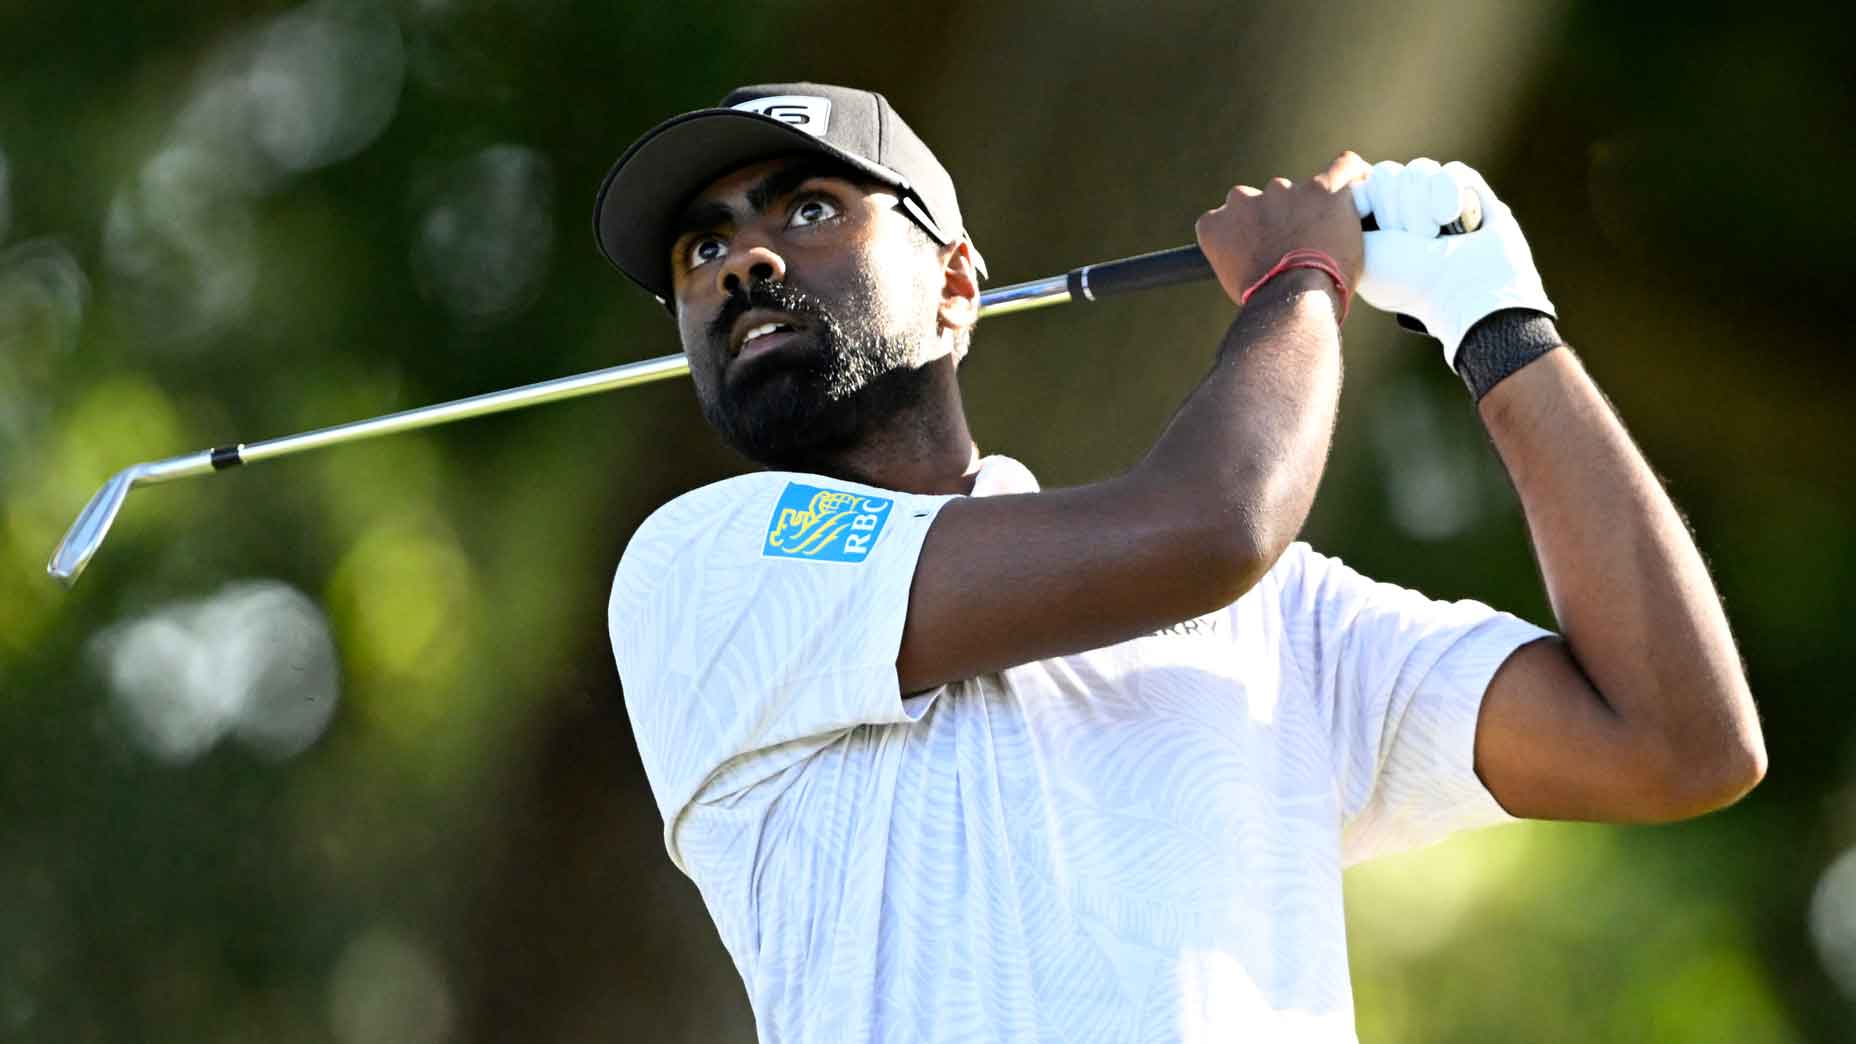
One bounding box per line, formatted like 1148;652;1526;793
47;184;1479;587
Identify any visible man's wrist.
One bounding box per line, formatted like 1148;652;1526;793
1245;267;1345;319
1454;309;1564;401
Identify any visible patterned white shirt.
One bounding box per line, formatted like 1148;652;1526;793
609;455;1552;1043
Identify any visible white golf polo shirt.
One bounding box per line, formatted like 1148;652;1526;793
609;455;1552;1043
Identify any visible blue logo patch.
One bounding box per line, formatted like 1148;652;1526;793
763;483;893;562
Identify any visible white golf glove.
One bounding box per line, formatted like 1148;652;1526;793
1355;159;1555;369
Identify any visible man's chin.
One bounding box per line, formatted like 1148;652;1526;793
707;379;848;470
701;332;933;472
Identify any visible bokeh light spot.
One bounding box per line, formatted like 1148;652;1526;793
0;240;89;451
247;0;406;175
174;0;406;185
306;429;445;543
1810;844;1856;1000
54;376;185;510
326;924;454;1044
326;514;478;734
103;143;259;345
410;144;554;326
109;1;405;348
1638;943;1797;1042
89;580;340;764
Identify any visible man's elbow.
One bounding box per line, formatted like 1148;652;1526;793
1636;715;1767;822
1130;470;1302;611
1190;509;1286;609
1683;734;1766;816
1714;727;1769;804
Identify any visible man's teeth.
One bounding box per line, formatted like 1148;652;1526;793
742;322;792;345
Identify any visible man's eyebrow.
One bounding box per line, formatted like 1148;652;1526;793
747;158;856;213
671;158;864;244
670;201;734;245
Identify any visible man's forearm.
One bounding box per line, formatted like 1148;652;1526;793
897;162;1366;691
1477;344;1766;804
1134;269;1344;593
897;270;1347;690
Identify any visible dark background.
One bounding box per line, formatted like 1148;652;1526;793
2;1;1851;1040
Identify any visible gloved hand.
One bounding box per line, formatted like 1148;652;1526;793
1355;159;1555;369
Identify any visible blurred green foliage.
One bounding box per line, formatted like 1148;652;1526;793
2;1;1851;1040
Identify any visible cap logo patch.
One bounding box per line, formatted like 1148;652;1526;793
764;482;890;562
732;95;832;138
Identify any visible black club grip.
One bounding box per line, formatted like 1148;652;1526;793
1065;188;1483;305
1065;245;1213;302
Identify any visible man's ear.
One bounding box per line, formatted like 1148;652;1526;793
938;239;981;335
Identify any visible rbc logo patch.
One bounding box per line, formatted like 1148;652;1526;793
764;483;892;562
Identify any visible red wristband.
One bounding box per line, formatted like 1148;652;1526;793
1239;248;1350;321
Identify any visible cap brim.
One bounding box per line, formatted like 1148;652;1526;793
592;108;906;303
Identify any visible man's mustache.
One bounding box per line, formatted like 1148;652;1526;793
708;281;831;348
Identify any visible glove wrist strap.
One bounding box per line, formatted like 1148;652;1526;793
1455;309;1564;402
1240;249;1351;321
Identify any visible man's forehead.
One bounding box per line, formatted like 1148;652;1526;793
693;156;797;202
683;155;873;214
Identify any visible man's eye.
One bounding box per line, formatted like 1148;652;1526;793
686;236;726;269
788;197;840;228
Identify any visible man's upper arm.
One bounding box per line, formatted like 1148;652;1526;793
611;473;953;862
896;473;1269;693
1472;636;1700;823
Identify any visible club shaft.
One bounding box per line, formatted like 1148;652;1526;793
239;353;691;464
49;187;1483;586
100;183;1492;477
228;262;1142;468
42;254;1141;586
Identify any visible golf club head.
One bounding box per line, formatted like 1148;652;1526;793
47;468;138;588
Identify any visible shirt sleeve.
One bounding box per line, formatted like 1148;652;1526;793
609;471;956;871
1271;542;1555;866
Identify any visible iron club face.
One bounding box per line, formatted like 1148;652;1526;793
47;450;219;587
47;468;137;588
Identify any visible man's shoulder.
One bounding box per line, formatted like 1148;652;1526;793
631;472;781;543
613;473;783;593
613;469;913;594
608;474;787;660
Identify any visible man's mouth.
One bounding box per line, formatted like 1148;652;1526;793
729;309;810;364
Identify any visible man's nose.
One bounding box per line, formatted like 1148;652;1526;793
719;244;787;295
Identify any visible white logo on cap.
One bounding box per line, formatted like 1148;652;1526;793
732;95;832;137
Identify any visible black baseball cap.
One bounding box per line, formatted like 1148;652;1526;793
592;82;984;305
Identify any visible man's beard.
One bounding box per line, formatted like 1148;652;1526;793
698;278;934;474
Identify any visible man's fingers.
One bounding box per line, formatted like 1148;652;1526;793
1368;160;1412;232
1315;150;1370;193
1443;160;1500;219
1398;158;1458;229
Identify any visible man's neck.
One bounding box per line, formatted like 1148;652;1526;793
815;364;981;496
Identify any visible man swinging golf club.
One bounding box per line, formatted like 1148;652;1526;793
598;83;1766;1042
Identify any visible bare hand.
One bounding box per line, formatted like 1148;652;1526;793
1194;152;1370;307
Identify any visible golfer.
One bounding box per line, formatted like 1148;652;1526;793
596;83;1765;1042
